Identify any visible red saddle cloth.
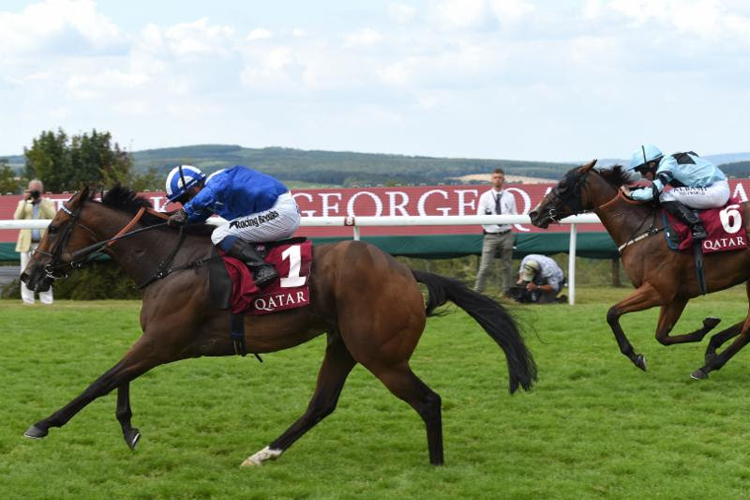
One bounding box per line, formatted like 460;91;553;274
221;240;312;315
666;199;748;253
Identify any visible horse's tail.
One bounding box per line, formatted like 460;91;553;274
411;269;537;394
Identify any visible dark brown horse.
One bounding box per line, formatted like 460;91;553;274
529;160;750;380
20;186;536;466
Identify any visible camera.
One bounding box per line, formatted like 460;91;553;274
30;190;40;199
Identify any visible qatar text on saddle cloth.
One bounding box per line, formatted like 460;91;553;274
666;199;749;254
222;240;312;315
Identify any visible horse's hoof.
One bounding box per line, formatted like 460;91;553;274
240;457;263;468
24;425;48;439
704;317;721;329
634;354;647;371
240;446;282;468
690;369;709;380
124;428;141;450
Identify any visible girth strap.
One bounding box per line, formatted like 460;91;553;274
230;313;262;361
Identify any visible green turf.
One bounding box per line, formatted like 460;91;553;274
2;287;750;499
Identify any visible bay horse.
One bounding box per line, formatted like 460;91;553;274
529;160;750;380
20;186;536;466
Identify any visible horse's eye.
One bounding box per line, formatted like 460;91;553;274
48;225;58;234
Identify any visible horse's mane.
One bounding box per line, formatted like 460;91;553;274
101;184;154;213
99;185;215;236
595;165;633;187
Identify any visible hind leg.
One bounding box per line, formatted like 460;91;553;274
705;321;744;364
692;328;750;379
367;362;443;465
242;333;356;467
692;283;750;379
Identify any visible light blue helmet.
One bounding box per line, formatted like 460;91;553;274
165;165;206;202
629;144;663;172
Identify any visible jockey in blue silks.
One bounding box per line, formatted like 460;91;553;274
623;144;729;240
166;165;301;287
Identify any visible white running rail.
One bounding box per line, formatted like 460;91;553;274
1;213;602;305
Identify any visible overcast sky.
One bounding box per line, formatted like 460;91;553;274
1;0;749;162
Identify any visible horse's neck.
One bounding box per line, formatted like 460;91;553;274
86;207;208;285
595;199;656;248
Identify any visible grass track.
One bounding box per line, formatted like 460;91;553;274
2;287;750;499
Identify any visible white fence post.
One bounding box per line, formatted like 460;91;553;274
568;223;577;305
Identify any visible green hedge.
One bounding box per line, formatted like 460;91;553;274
2;261;140;300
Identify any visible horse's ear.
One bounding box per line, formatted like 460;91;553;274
580;159;598;173
79;185;91;202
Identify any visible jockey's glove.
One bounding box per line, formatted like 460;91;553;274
168;208;188;227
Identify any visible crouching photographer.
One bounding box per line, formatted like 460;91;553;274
509;254;566;304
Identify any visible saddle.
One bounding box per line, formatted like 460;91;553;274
663;198;748;254
208;238;312;357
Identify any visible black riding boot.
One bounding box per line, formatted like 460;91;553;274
662;201;708;240
226;239;278;288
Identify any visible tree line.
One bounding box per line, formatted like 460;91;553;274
1;128;160;195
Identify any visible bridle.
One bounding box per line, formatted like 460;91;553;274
541;168;662;253
542;169;595;223
35;195;169;281
34;193;219;289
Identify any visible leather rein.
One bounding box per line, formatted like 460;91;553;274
36;200;216;288
547;171;663;254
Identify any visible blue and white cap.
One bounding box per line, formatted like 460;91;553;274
629;144;663;172
165;165;206;201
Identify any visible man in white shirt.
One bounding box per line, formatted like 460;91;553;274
474;168;517;294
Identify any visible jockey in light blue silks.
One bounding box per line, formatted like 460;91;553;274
166;165;301;287
623;144;729;240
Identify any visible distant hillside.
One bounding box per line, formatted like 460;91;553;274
131;144;576;187
707;153;750;165
720;161;750;178
0;154;24;171
9;143;749;187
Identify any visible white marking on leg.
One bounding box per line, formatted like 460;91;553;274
240;446;283;467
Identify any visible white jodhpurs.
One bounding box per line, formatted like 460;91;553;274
659;180;730;209
20;243;53;305
210;192;301;245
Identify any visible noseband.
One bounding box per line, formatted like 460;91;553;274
35;200;168;281
544;169;644;223
543;170;592;223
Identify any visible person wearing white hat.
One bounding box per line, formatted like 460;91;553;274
514;254;564;304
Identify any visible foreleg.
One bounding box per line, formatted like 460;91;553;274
606;283;663;371
116;383;141;450
25;339;164;440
